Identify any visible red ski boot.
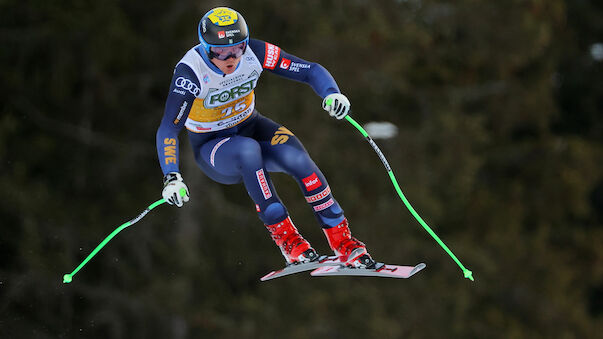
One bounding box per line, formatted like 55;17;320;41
323;218;376;268
265;216;318;265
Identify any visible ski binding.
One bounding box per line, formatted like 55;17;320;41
260;255;341;281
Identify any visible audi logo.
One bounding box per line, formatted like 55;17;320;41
175;77;201;96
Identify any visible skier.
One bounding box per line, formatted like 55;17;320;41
157;7;375;269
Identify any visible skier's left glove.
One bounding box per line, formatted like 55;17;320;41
162;172;190;207
322;93;350;120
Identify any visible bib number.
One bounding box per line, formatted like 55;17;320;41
221;100;248;118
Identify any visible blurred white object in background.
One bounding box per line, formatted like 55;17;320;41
590;43;603;61
363;121;399;139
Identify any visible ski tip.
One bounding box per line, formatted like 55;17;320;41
408;263;426;276
463;269;474;281
260;272;277;281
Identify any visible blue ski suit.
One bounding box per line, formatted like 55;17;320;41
156;39;345;227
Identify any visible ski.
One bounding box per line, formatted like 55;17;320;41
260;255;342;281
311;262;426;278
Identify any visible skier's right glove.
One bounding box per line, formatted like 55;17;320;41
162;172;190;207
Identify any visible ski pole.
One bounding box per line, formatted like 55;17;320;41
344;115;474;281
62;190;185;284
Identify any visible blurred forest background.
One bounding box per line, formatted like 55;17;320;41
1;0;602;338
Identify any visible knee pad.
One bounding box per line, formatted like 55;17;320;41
260;202;288;225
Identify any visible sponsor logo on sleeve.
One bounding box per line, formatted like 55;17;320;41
174;101;188;124
279;58;291;70
175;77;201;96
256;169;272;199
302;172;322;192
263;43;281;70
288;62;311;73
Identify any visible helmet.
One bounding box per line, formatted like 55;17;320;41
198;7;249;59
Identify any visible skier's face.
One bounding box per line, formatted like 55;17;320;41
211;55;241;74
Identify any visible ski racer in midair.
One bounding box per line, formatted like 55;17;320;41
157;7;375;268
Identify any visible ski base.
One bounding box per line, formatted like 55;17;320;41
311;262;426;278
260;255;341;281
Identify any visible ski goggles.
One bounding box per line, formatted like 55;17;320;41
209;42;247;60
